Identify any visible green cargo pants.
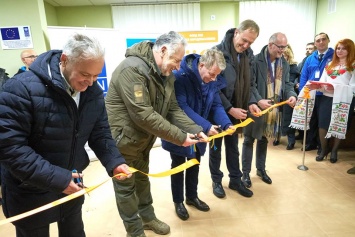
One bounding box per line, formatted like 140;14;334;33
112;159;156;236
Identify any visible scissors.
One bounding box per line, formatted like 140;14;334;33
215;126;223;133
72;169;85;188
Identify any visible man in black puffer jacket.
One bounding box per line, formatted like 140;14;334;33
0;33;131;237
0;67;9;206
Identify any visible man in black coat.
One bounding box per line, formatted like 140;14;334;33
0;34;131;237
0;67;9;206
209;19;261;199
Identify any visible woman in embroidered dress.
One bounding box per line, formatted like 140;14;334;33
308;38;355;163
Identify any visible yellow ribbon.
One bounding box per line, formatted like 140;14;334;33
253;100;289;116
0;159;199;226
295;87;310;110
207;118;254;142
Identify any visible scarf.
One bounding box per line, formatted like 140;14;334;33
289;88;316;130
264;50;283;138
326;84;353;139
231;43;250;133
290;85;352;139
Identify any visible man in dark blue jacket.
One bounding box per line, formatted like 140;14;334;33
0;33;131;237
0;67;10;206
162;48;234;221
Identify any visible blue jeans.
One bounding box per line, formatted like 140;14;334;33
170;150;201;203
209;132;242;184
242;135;268;173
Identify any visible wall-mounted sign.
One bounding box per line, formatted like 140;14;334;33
0;26;33;50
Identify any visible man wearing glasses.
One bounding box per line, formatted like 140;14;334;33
241;32;297;188
298;33;334;154
14;49;38;76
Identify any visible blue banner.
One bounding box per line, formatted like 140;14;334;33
1;27;20;40
126;38;155;48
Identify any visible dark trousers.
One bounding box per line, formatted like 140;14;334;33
242;135;268;173
170;151;201;203
209;132;242;184
306;95;321;147
15;197;85;237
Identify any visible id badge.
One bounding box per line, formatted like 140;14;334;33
314;70;320;79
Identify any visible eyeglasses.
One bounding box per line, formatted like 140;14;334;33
23;55;38;59
272;43;288;50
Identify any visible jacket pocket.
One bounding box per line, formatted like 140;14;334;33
116;126;151;157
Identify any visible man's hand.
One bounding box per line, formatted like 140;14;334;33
208;125;222;136
257;99;273;110
228;107;247;120
287;96;297;108
249;104;261;117
182;132;207;146
113;164;132;180
62;172;84;195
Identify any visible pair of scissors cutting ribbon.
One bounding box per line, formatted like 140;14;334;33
0;159;199;226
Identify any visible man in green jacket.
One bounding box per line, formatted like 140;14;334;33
106;31;207;237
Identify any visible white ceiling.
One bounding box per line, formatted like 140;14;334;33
44;0;240;7
45;0;198;7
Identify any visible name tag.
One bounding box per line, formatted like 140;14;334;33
314;70;320;79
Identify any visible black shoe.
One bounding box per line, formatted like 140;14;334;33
316;149;329;162
273;140;280;146
229;180;253;197
212;182;225;198
286;143;295;150
186;197;210;212
174;203;189;220
241;173;252;188
304;144;317;151
317;147;322;155
330;151;338;163
347;167;355;174
256;169;272;184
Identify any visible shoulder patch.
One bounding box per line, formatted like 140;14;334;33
134;83;144;103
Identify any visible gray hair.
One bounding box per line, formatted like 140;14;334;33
200;47;226;70
62;33;105;63
237;19;260;37
153;31;187;57
269;32;287;43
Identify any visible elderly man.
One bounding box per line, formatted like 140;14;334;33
0;33;131;237
241;32;297;188
106;31;207;237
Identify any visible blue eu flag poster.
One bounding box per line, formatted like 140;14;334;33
1;27;20;40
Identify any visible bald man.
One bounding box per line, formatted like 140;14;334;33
14;49;38;76
241;32;297;187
